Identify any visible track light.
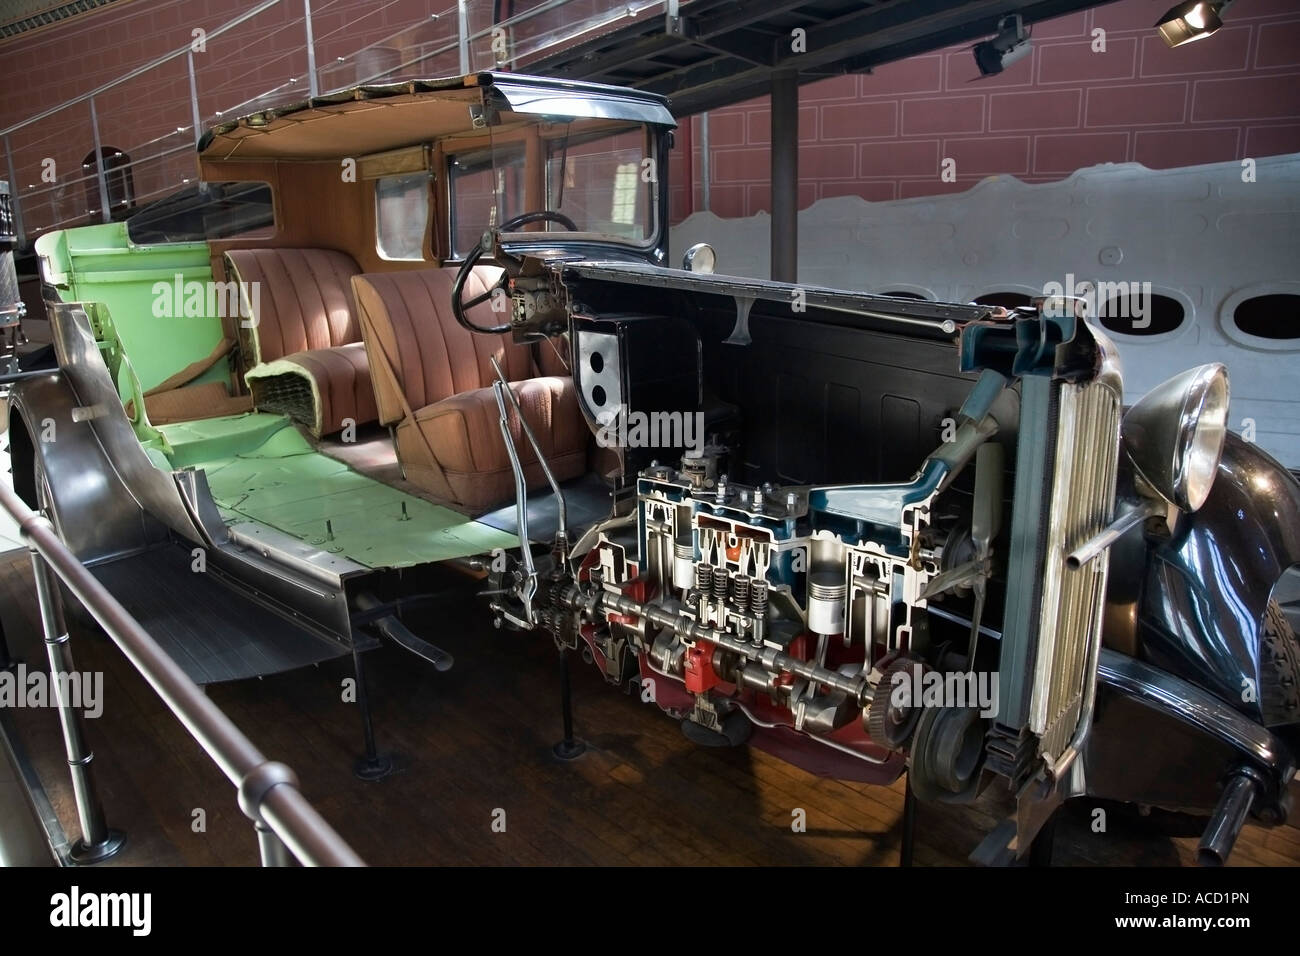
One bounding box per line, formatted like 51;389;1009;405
1155;0;1230;48
973;15;1031;77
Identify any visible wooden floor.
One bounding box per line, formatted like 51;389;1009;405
3;550;1299;867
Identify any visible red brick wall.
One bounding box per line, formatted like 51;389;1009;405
0;0;445;230
667;0;1300;222
3;0;1298;234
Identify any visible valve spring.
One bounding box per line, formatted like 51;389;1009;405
750;579;769;618
732;575;751;607
712;567;729;602
695;564;713;592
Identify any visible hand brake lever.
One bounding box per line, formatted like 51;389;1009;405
489;357;573;628
489;356;571;565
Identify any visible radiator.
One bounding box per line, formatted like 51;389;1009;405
1028;375;1123;762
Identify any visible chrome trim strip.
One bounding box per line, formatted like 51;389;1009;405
1097;648;1295;778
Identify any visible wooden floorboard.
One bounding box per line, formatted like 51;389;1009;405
0;549;1295;867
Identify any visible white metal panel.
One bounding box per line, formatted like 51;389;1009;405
673;154;1300;468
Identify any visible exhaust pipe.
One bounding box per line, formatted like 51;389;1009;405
1197;770;1259;867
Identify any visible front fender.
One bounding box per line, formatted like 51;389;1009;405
1140;433;1300;723
8;373;166;564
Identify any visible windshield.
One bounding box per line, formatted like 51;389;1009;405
448;119;655;257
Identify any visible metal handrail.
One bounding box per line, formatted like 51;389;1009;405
0;478;364;867
0;0;286;137
2;0;666;241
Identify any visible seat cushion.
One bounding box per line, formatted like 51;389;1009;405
245;342;377;438
225;247;362;364
398;376;587;511
352;267;528;427
131;381;254;425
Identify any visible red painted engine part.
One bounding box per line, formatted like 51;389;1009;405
683;639;720;693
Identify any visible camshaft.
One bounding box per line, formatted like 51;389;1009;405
580;588;873;704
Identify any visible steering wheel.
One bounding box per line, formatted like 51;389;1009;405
451;210;577;334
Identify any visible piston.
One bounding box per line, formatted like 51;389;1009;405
807;569;847;635
673;538;696;591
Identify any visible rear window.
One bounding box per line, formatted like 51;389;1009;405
126;181;273;243
375;171;429;261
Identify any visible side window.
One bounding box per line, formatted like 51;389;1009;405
375;171;429;261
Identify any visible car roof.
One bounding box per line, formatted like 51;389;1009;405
197;71;675;163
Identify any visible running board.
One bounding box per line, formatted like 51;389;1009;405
89;543;349;684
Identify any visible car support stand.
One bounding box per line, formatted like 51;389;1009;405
350;643;396;781
1028;809;1057;866
899;777;916;866
553;647;586;760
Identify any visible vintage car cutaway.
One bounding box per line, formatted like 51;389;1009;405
13;72;1300;864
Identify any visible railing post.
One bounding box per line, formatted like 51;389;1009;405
29;543;125;863
186;51;203;146
255;821;291;866
87;97;112;224
303;0;319;98
3;134;24;245
458;0;470;74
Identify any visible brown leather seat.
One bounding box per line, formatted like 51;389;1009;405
353;267;587;512
226;247;379;437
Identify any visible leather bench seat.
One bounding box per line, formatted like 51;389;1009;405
226;247;379;438
353;267;586;512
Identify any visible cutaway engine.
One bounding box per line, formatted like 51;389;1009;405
493;421;1008;791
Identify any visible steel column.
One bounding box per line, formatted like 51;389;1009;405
769;70;798;283
29;548;124;863
699;113;710;213
86;97;112;224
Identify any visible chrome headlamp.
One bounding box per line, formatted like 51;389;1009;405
1122;363;1230;512
1118;361;1227;512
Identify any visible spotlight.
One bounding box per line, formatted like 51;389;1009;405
973;15;1031;77
1155;0;1230;48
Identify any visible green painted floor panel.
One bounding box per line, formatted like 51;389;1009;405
156;414;517;569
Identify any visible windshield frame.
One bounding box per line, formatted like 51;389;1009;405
441;116;668;263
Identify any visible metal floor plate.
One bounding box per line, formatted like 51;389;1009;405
89;544;349;685
476;473;615;543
